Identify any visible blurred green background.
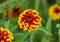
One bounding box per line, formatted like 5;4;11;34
0;0;60;42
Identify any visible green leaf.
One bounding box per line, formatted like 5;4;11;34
8;17;18;30
0;0;16;14
0;8;4;14
33;30;42;42
14;31;29;42
56;24;60;28
38;27;52;36
58;29;60;42
46;17;52;33
0;19;5;27
56;0;60;4
30;31;34;42
14;33;23;36
0;0;16;7
4;19;10;29
7;3;16;12
35;0;40;10
10;25;18;32
24;41;28;42
17;0;29;9
41;36;50;42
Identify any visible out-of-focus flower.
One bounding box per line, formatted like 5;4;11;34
49;4;60;20
9;7;23;18
0;28;14;42
18;9;42;32
3;5;23;19
2;5;9;20
3;11;9;20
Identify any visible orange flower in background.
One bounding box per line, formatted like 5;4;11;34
9;7;23;18
49;4;60;20
2;5;9;20
3;11;9;20
0;28;14;42
3;4;23;19
18;9;42;32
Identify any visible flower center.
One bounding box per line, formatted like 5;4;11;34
0;34;2;39
14;8;19;12
26;15;32;22
54;7;60;14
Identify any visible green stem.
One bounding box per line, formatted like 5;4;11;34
35;0;40;10
23;32;29;40
4;19;10;29
30;31;34;42
58;29;60;42
39;27;52;36
40;0;46;20
56;24;60;42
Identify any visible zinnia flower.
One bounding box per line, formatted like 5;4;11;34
49;4;60;20
3;11;9;20
3;7;23;19
0;28;13;42
18;9;42;32
9;7;23;18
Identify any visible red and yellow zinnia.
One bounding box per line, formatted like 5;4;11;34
49;4;60;20
9;7;23;18
18;9;42;32
0;28;13;42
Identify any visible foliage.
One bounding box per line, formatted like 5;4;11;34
0;0;60;42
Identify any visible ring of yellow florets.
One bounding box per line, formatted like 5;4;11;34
0;28;14;42
18;9;42;32
49;4;60;20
